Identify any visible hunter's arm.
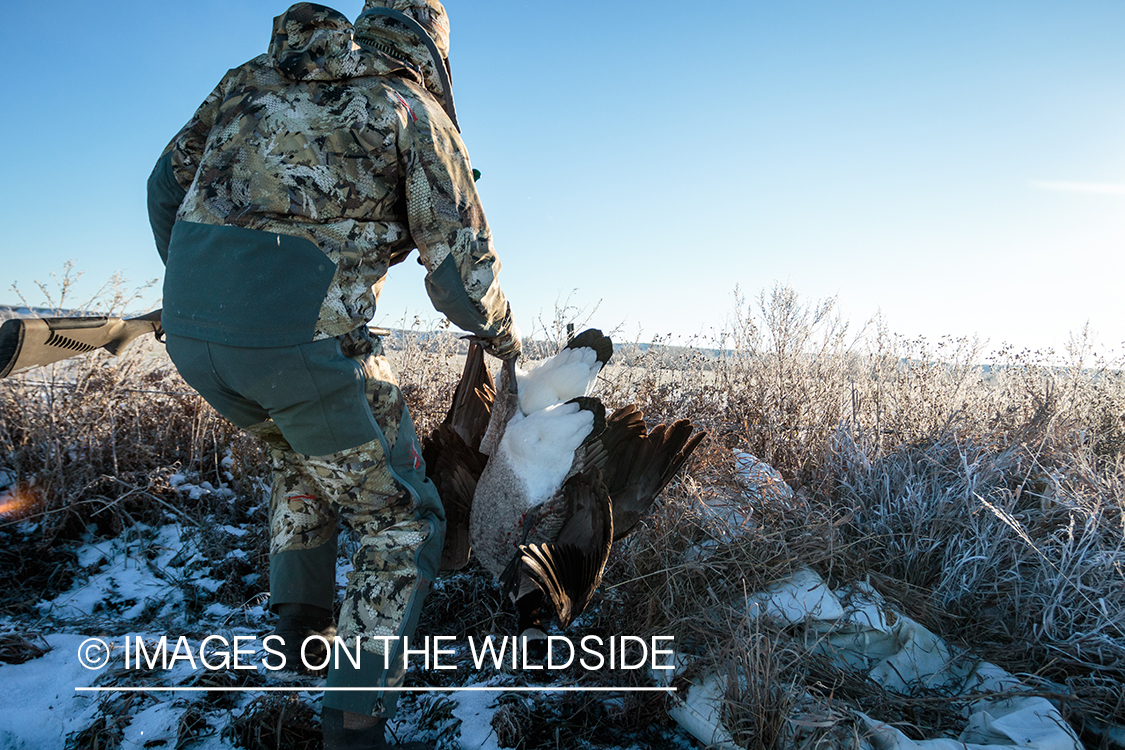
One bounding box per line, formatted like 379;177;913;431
393;82;516;350
147;72;232;264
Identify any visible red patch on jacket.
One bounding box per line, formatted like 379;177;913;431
391;91;416;123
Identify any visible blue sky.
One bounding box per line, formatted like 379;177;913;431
2;1;1122;355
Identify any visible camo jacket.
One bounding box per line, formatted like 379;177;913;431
148;2;512;347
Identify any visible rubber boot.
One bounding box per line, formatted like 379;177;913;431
322;708;433;750
271;603;335;673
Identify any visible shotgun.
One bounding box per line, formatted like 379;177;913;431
0;309;163;378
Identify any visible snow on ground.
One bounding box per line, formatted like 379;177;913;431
1;453;1102;748
0;494;678;749
0;629;259;749
0;634;105;749
39;524;203;623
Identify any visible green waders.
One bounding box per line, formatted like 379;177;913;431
165;329;445;718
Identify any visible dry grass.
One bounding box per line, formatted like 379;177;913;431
3;281;1124;746
64;714;125;750
0;632;51;664
590;286;1125;745
225;694;322;750
65;692;147;750
0;339;261;543
175;703;212;749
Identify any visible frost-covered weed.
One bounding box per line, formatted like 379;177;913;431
3;281;1125;745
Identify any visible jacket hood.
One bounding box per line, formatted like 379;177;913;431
355;1;456;126
360;0;449;59
269;2;418;83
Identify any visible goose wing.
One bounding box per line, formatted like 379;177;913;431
446;341;496;451
585;406;707;541
502;467;613;628
422;342;495;571
424;426;487;570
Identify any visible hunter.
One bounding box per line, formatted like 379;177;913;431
146;2;519;748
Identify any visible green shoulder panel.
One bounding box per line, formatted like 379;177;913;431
147;151;187;265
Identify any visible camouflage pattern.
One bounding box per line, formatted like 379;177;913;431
153;3;473;718
362;0;450;59
350;329;405;450
274;433;428;658
249;334;434;661
357;0;451;106
267;445;339;554
338;506;430;655
271;3;373;81
297;440;402;521
160;2;513;345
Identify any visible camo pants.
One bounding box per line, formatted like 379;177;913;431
165;329;445;717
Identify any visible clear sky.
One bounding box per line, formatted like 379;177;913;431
2;1;1122;356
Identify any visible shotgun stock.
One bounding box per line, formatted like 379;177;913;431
0;309;163;378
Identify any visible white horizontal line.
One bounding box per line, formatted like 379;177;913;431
75;686;676;693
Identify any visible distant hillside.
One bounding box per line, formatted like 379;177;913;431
0;304;45;320
0;304;103;320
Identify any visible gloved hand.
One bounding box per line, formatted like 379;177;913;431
484;318;522;361
480;305;521;361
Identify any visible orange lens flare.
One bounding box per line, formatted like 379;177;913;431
0;490;39;519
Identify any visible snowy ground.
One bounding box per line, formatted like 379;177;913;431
1;457;1111;750
0;471;690;749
